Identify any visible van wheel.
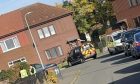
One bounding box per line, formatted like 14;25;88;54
108;50;113;55
108;48;114;55
68;62;72;67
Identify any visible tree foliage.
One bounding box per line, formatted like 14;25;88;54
63;0;113;34
63;0;96;33
93;0;113;34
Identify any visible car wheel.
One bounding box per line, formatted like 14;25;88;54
108;48;115;55
132;53;135;58
125;49;131;56
131;50;135;58
80;58;85;63
125;52;129;56
134;50;139;59
93;54;97;59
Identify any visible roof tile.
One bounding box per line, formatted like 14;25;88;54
0;3;72;38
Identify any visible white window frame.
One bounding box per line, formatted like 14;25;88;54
37;29;45;39
128;0;139;7
45;46;63;60
0;36;21;53
57;46;63;56
37;25;56;39
45;50;51;60
8;57;27;67
49;25;56;35
43;27;51;37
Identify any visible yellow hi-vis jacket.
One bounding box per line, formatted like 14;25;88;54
20;69;28;78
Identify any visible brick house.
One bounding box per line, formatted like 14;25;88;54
110;0;140;30
0;3;80;69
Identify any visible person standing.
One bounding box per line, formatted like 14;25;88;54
30;66;36;75
19;67;29;84
29;66;37;84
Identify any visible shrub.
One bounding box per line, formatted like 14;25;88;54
0;70;9;81
0;62;30;83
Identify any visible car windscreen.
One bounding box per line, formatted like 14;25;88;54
34;64;42;69
113;33;122;40
133;29;140;35
74;48;80;53
81;44;91;51
135;33;140;41
69;47;80;56
125;32;132;39
123;29;140;40
124;32;133;40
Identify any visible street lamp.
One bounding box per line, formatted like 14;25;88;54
24;12;45;69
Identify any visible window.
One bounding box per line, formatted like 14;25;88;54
128;0;140;7
8;57;27;67
45;50;51;59
0;36;20;53
133;16;140;27
56;46;63;56
138;0;140;4
49;25;56;35
43;27;50;37
45;46;63;60
37;25;56;39
50;48;57;58
37;29;44;39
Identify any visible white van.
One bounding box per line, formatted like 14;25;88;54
106;30;124;55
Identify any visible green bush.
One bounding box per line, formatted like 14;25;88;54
0;70;10;81
0;62;30;83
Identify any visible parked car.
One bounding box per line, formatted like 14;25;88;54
67;46;85;66
121;28;140;56
81;43;97;59
130;32;140;58
106;30;124;55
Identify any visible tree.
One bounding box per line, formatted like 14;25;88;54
93;0;113;34
63;0;113;35
63;0;96;33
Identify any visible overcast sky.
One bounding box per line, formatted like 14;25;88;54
0;0;63;14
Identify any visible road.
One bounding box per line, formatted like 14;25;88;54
59;53;140;84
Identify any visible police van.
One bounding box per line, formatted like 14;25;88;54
106;30;124;55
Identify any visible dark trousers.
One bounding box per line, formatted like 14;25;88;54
28;75;37;84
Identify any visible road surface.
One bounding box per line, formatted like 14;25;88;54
59;53;140;84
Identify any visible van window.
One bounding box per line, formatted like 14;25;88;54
113;33;121;40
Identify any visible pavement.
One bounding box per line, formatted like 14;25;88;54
58;52;140;84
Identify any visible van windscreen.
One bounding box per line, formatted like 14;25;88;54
113;33;121;40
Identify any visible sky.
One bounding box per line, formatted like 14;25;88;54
0;0;64;14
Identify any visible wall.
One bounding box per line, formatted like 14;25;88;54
0;15;80;69
28;15;80;64
112;0;140;28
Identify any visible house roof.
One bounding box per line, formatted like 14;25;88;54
0;3;72;39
